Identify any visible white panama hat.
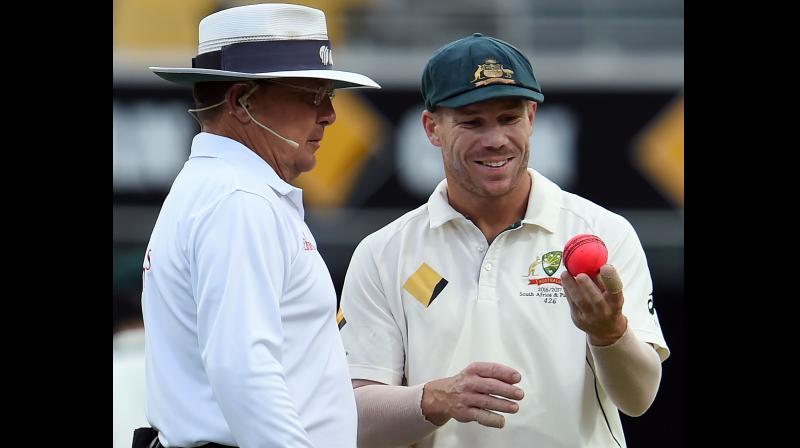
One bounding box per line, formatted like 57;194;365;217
149;3;380;90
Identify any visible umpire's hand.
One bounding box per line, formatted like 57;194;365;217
421;362;525;428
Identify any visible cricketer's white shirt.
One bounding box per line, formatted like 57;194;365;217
340;169;669;448
142;133;356;448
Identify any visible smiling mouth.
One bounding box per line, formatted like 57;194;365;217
476;158;511;168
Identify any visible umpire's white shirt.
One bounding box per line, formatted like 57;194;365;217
340;169;669;448
142;133;356;448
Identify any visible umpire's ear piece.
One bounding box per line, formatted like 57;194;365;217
237;82;259;110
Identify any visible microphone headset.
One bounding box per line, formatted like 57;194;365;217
237;83;300;149
187;81;300;149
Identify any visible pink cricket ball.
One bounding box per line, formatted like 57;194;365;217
563;234;608;277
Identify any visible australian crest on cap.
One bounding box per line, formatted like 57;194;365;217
471;58;515;87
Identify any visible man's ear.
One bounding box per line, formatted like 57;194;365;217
422;110;442;148
227;82;255;123
528;101;537;126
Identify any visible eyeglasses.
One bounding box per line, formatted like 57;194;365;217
263;80;336;106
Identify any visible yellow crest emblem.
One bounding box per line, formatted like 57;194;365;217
471;58;515;87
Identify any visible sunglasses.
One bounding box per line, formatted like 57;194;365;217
263;80;336;106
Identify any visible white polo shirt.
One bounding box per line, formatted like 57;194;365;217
142;133;356;448
339;168;669;448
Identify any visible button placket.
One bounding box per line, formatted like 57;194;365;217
477;232;506;303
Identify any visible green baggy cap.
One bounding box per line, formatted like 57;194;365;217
422;33;544;111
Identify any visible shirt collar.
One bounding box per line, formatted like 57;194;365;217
427;168;562;233
189;132;304;211
427;178;465;228
520;168;561;233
